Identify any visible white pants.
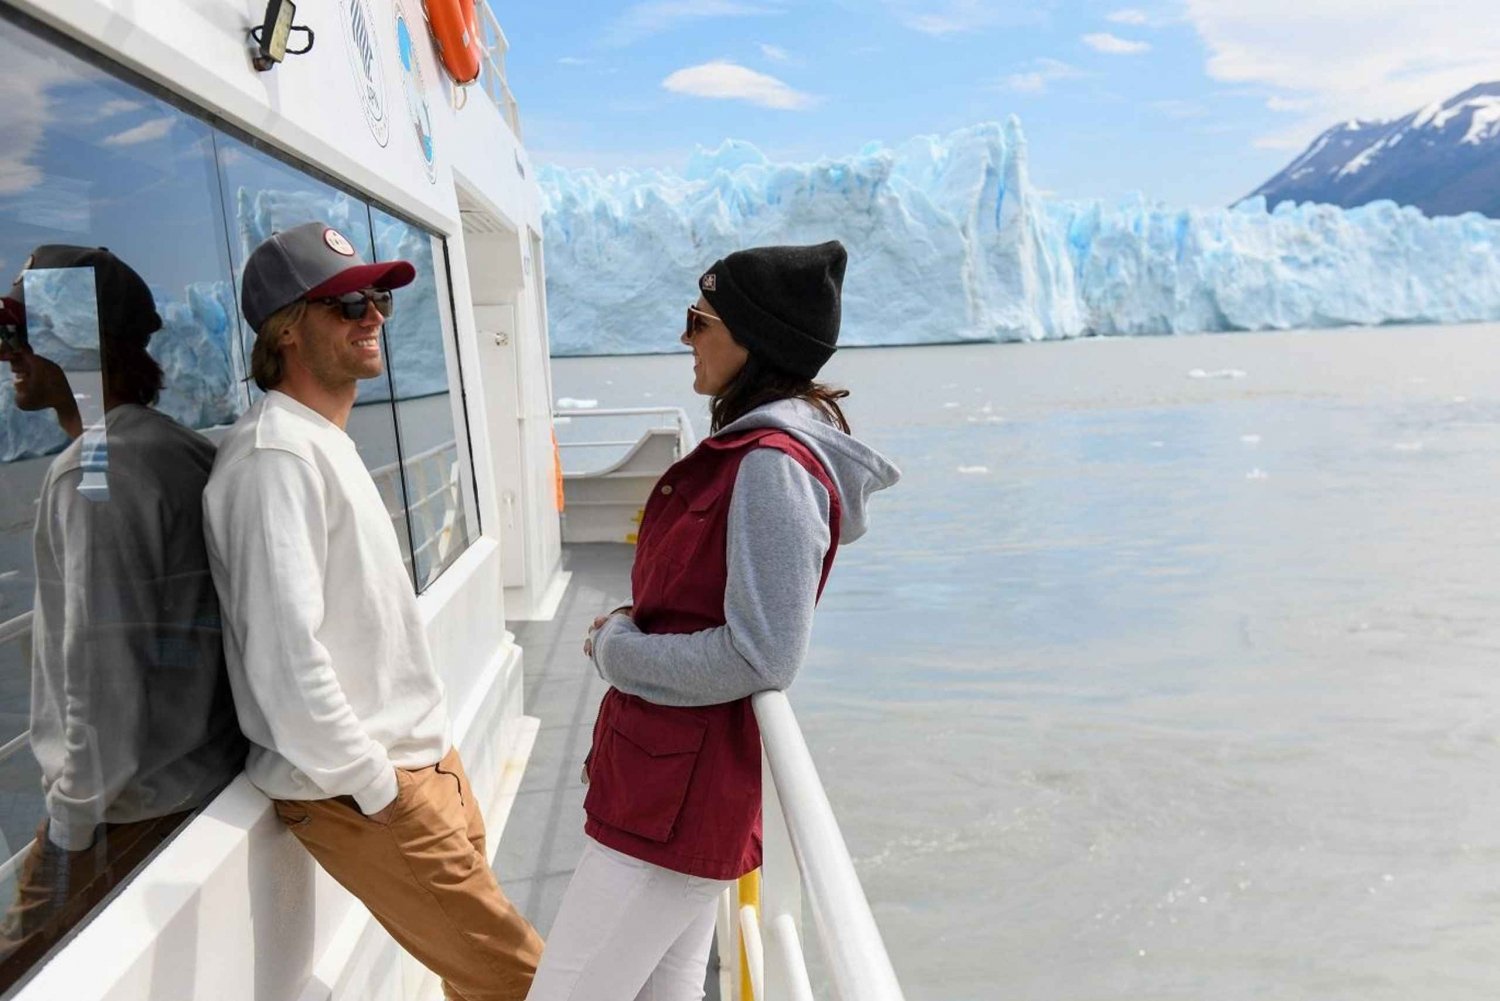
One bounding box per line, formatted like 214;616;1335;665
526;838;733;1001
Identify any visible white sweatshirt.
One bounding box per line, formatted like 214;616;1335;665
202;391;449;813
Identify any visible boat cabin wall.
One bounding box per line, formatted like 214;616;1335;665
0;2;556;999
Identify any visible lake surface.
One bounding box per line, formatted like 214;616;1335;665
552;322;1500;1001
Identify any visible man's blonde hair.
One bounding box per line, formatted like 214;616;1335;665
250;299;307;391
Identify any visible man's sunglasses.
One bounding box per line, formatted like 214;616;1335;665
313;288;394;321
0;324;26;353
685;304;719;337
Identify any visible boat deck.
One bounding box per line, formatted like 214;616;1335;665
497;544;724;997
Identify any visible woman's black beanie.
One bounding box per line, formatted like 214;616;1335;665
698;240;846;380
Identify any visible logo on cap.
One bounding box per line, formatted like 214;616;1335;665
324;229;356;256
700;273;717;291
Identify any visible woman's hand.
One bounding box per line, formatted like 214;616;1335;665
583;606;634;659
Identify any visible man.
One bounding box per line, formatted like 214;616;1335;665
0;247;244;983
201;221;542;1001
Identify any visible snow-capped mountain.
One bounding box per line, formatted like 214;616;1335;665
1247;82;1500;218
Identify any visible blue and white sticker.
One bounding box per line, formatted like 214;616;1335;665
395;5;436;184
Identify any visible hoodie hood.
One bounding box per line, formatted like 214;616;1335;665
715;398;900;543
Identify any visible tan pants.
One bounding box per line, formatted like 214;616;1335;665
0;812;187;992
273;747;543;1001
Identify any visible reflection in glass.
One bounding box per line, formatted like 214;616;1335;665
213;139;417;580
372;209;477;590
0;12;247;989
0;250;245;982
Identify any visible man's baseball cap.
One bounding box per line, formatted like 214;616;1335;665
0;245;161;347
241;221;416;331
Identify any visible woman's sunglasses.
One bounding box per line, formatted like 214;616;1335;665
685;304;719;337
314;288;395;321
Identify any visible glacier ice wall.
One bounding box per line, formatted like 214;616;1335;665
539;119;1500;355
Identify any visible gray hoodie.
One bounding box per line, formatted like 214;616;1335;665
591;398;900;707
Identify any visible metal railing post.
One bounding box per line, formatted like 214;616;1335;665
751;690;905;1001
760;750;803;1000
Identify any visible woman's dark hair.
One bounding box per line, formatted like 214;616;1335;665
709;353;850;435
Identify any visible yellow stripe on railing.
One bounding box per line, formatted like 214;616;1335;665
738;869;761;1000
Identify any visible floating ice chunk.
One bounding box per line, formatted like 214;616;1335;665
1392;441;1424;451
1240;434;1262;444
557;397;599;408
1246;468;1269;479
943;402;961;408
1452;395;1469;403
957;465;990;474
1149;440;1165;447
1188;368;1248;380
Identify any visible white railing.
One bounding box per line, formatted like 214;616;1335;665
719;691;906;1001
370;439;465;582
553;406;697;469
475;0;522;139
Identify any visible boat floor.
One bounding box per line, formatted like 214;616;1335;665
496;543;723;998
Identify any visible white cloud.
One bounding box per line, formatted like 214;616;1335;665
1264;95;1316;113
101;117;174;147
1106;8;1150;25
1082;32;1150;54
603;1;781;47
558;56;590;66
885;1;1043;37
1151;99;1207;119
0;37;71;197
1182;0;1500;150
662;61;813;109
1003;58;1083;94
759;43;790;62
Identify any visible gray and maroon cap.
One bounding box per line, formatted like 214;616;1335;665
241;221;415;331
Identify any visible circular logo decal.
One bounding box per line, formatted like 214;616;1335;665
339;0;390;148
394;6;436;183
324;228;356;256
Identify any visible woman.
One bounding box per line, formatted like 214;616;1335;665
527;240;900;1001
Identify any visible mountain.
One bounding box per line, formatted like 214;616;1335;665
1246;82;1500;218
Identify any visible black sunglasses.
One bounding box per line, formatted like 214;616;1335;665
314;288;394;321
685;304;719;337
0;324;26;353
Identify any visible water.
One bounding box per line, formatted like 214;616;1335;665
552;322;1500;1001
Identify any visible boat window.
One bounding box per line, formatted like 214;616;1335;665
0;14;248;994
213;136;419;585
370;207;479;591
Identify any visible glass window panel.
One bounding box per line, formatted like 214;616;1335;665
0;13;246;989
213;137;417;582
370;208;477;590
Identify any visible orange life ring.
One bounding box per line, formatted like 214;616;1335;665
551;430;566;513
422;0;483;86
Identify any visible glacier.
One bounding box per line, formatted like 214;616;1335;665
539;118;1500;355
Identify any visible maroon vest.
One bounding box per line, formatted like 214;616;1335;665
583;428;842;879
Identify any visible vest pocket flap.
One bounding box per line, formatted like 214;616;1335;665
685;482;726;513
611;702;707;757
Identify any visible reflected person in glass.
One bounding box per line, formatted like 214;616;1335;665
0;247;246;980
202;222;543;1001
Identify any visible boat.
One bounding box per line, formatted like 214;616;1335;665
0;1;902;998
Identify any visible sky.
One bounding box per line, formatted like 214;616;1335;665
497;0;1499;208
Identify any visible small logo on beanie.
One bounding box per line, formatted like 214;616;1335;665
324;228;356;257
700;273;717;291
